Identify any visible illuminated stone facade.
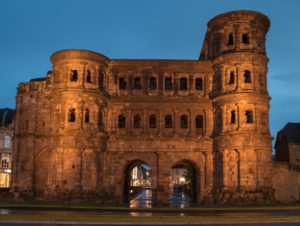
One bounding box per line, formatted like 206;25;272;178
12;10;284;204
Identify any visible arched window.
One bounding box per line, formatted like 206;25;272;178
180;115;188;128
246;110;253;124
99;71;104;89
85;109;89;123
242;34;249;44
244;70;251;83
98;110;104;130
4;135;10;148
149;114;157;128
118;115;126;128
86;70;91;83
180;78;187;90
227;33;234;45
68;108;76;122
165;77;172;90
229;71;235;84
134;115;141;128
134;77;142;89
195;115;203;128
231;110;236;124
71;70;78;82
195;78;203;90
149;77;157;90
119;78;127;90
165;115;172;128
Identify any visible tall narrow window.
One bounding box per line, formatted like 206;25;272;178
149;114;157;128
71;70;78;82
86;70;91;83
118;115;126;128
229;71;235;84
246;110;253;124
134;115;141;128
180;78;187;90
244;70;251;83
165;77;172;90
195;115;203;128
165;115;172;128
134;77;142;89
149;77;157;90
227;33;234;45
4;135;10;148
119;78;127;90
242;34;249;44
85;109;89;123
231;110;236;124
99;71;104;89
195;78;203;90
68;108;76;122
180;115;188;128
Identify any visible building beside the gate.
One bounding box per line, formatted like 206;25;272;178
11;10;300;204
0;108;14;188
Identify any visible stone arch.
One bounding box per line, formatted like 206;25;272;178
170;159;199;204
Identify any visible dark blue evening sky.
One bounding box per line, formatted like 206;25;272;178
1;0;300;148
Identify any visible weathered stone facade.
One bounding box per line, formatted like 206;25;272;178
12;10;277;205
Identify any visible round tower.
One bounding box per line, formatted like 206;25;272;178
33;50;109;199
205;11;273;203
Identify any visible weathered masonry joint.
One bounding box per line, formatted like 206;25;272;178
11;10;299;205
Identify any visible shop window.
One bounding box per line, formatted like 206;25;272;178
118;115;126;128
68;108;76;122
180;78;187;90
149;77;157;90
165;115;172;128
180;115;188;128
195;78;203;90
119;78;127;90
134;115;141;128
195;115;203;128
149;114;157;128
165;78;172;90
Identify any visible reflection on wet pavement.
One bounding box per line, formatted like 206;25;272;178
130;188;152;208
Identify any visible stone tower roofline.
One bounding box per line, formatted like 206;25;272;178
207;10;270;31
50;49;110;65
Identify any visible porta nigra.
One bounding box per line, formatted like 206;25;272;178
11;10;300;205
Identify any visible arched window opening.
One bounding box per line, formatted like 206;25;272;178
71;70;78;82
4;135;10;148
86;70;91;83
227;33;234;45
195;115;203;128
85;109;89;123
68;108;76;122
229;71;235;84
246;110;253;124
149;114;157;128
134;115;141;128
242;34;249;44
149;77;157;90
99;71;104;89
165;115;172;128
231;110;236;124
180;78;187;90
118;115;126;128
165;77;172;90
180;115;188;129
195;78;203;90
244;70;251;83
134;77;142;90
98;110;104;131
119;78;127;90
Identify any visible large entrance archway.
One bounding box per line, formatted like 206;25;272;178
124;160;152;208
169;160;197;207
